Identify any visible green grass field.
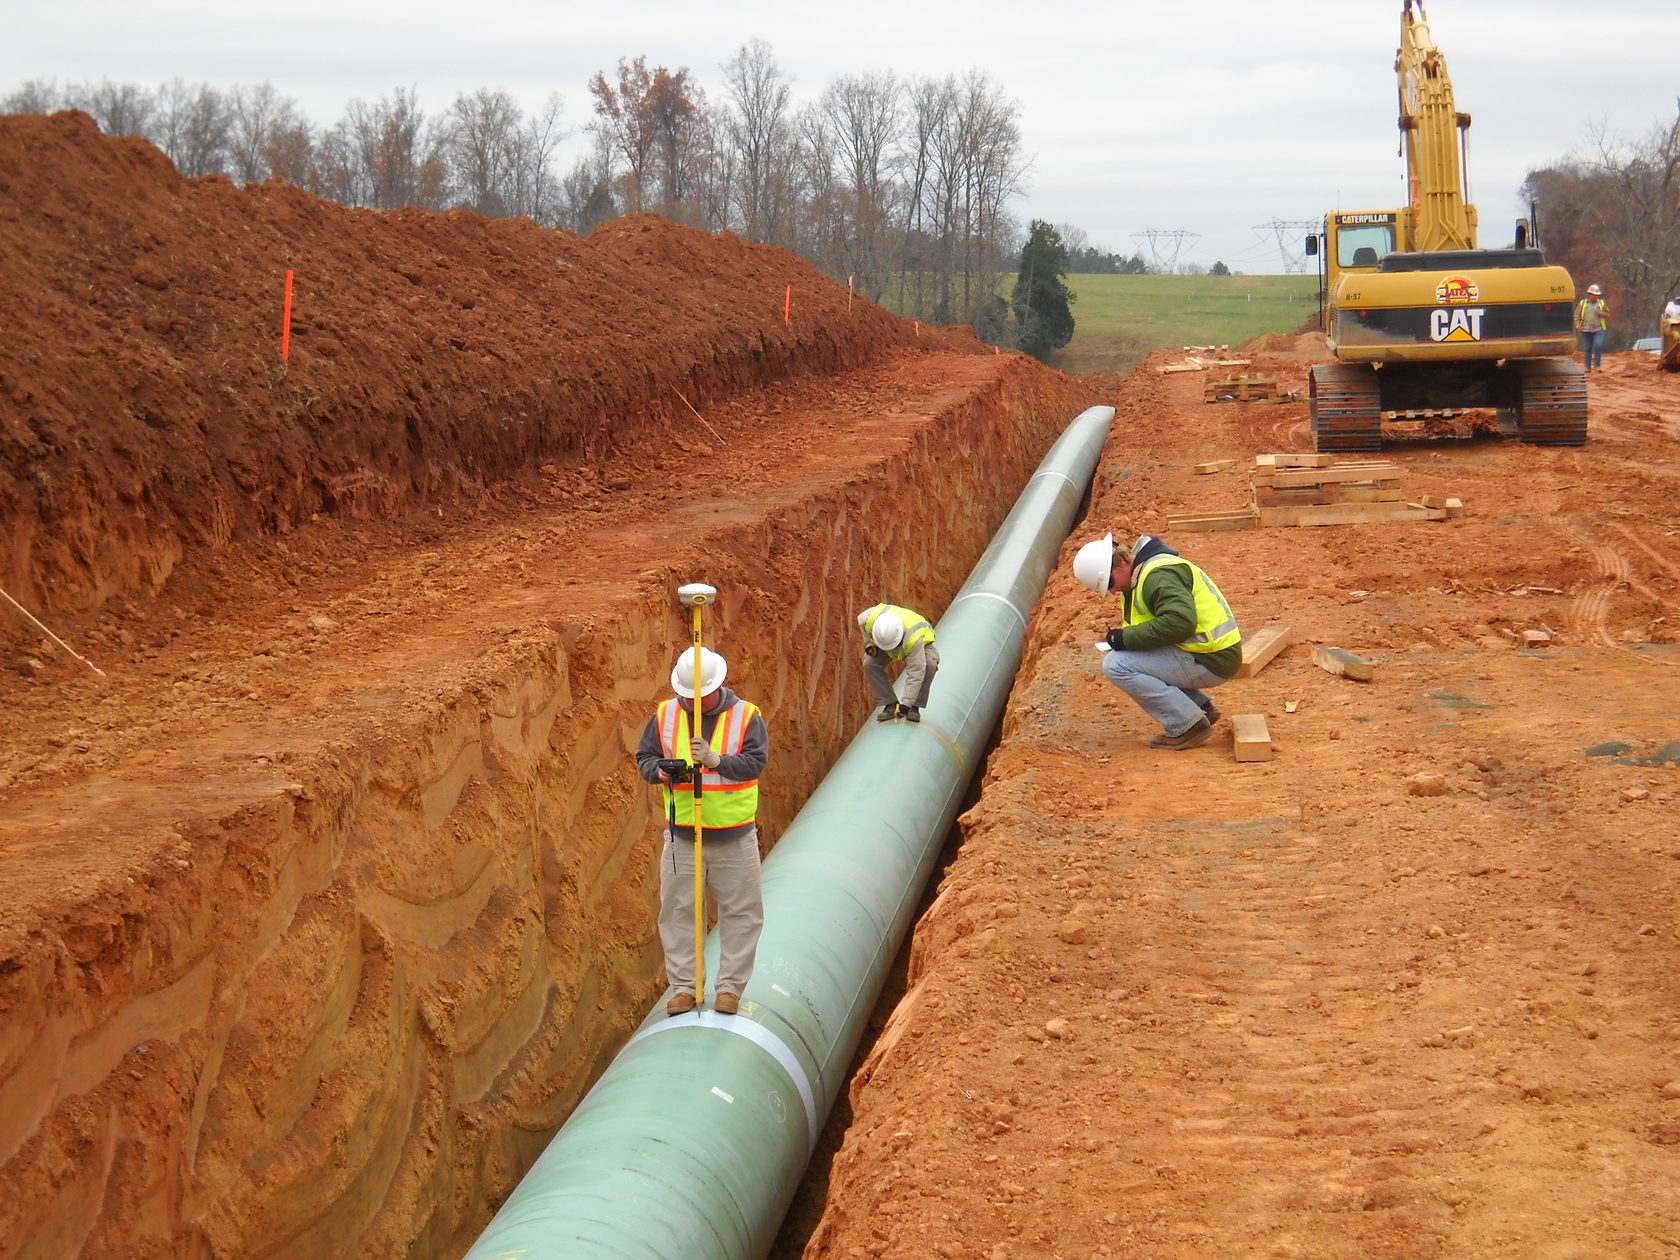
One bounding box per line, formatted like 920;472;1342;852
1049;274;1321;375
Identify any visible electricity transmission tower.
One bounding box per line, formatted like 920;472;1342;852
1254;218;1319;274
1131;228;1200;274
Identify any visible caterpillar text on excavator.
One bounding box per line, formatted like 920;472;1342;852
1305;0;1587;452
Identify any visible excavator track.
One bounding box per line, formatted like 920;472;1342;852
1308;362;1383;452
1510;358;1589;445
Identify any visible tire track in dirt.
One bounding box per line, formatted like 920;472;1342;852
1104;819;1455;1251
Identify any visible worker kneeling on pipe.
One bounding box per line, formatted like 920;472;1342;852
635;647;770;1016
857;603;940;723
1073;532;1241;751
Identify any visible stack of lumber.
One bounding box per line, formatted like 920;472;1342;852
1166;453;1464;531
1159;353;1253;375
1251;453;1461;527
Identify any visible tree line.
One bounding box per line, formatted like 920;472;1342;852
1524;101;1680;345
3;43;1026;329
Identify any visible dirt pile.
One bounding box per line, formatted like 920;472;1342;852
0;110;936;618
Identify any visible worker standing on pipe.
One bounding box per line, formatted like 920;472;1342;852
1072;532;1242;751
635;647;770;1016
857;602;940;723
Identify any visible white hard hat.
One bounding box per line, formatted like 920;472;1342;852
871;612;906;651
1072;533;1115;595
1587;284;1602;295
671;647;727;698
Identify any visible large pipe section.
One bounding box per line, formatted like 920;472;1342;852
465;404;1115;1260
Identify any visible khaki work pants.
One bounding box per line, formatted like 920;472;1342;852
658;826;763;997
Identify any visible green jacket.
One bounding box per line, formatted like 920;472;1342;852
1122;554;1242;678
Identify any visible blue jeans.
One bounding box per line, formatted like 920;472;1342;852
1101;644;1228;736
1579;329;1604;369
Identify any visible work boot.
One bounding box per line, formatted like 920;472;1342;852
875;705;898;723
666;992;696;1016
714;991;740;1016
900;705;920;723
1199;699;1222;726
1147;717;1214;751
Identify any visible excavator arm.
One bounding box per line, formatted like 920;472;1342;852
1396;0;1477;253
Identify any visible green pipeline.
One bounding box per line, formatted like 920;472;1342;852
464;405;1115;1260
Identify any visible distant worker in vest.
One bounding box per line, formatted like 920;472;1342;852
857;602;940;723
635;647;770;1016
1072;532;1242;751
1575;283;1609;371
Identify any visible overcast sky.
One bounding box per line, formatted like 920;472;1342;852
6;1;1677;273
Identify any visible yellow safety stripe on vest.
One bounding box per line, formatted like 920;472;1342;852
863;603;936;661
657;698;760;827
1127;555;1240;652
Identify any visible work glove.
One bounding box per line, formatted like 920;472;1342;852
1104;627;1127;651
864;643;881;657
689;738;720;770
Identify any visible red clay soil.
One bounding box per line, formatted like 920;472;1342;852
792;348;1680;1259
6;109;1680;1260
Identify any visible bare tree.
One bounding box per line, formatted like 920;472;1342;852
2;79;66;114
75;78;157;139
447;87;522;216
511;93;569;225
817;71;902;301
1525;102;1680;342
558;131;618;233
339;87;448;210
721;39;795;244
228;83;305;184
153;79;232;177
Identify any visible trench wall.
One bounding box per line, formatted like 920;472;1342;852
0;364;1100;1257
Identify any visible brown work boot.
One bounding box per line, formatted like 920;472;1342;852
665;992;696;1016
875;705;898;722
1199;699;1222;725
714;991;741;1016
1148;716;1214;751
900;705;920;723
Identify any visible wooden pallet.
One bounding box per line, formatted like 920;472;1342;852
1204;375;1278;403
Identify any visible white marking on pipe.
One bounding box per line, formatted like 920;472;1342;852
711;1086;734;1103
629;1013;820;1140
949;588;1028;631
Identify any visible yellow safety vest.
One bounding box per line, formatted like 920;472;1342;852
1125;555;1240;653
861;603;936;663
657;697;760;828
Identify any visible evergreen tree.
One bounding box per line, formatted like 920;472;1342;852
1011;219;1075;359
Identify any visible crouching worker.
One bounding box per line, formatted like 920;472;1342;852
857;602;940;723
1072;532;1241;751
635;647;770;1016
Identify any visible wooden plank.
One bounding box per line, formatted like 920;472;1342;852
1253;464;1403;488
1254;485;1404;506
1312;645;1374;682
1523;629;1552;648
1237;624;1293;678
1232;714;1273;762
1259;502;1444;527
1166;510;1259;532
1159;361;1206;374
1269;452;1334;469
1444;497;1465;518
1194;458;1238;474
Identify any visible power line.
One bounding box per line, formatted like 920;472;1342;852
1131;228;1200;274
1252;218;1319;274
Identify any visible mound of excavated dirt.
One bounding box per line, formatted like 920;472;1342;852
0;110;938;619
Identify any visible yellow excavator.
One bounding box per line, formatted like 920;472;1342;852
1305;0;1587;451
